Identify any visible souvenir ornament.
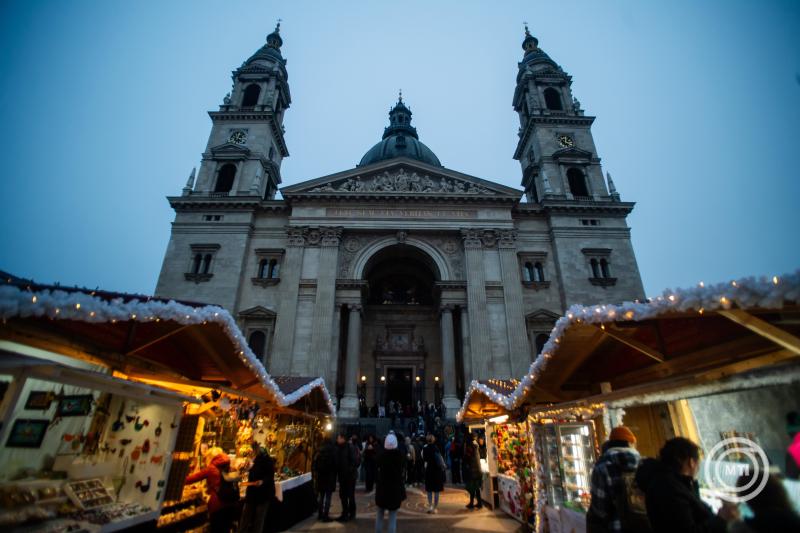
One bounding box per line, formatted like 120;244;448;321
120;439;132;445
142;439;150;454
131;446;142;461
125;415;135;423
154;422;162;437
135;476;151;493
134;417;149;431
150;454;163;465
112;402;126;432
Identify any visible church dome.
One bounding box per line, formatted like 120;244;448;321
358;94;442;167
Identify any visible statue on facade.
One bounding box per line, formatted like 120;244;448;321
223;92;231;105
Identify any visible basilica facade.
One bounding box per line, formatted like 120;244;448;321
154;24;645;418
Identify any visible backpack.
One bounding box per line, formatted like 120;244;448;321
217;471;240;504
615;470;652;533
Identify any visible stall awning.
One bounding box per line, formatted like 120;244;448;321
521;272;800;408
272;376;335;417
457;379;519;422
0;273;290;408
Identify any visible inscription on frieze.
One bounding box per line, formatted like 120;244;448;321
326;207;477;219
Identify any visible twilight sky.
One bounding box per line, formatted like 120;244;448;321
0;0;798;299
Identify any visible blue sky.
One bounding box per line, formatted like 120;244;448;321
0;0;798;298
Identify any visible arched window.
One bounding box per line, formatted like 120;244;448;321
192;254;202;274
535;333;549;355
600;259;611;278
534;262;545;282
523;262;534;282
214;164;236;193
590;258;600;278
268;259;279;278
248;330;267;360
544;88;563;111
202;254;212;274
258;259;268;278
567;168;589;197
241;84;261;108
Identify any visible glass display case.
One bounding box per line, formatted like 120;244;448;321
541;422;595;511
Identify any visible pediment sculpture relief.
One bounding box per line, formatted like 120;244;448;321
309;168;495;195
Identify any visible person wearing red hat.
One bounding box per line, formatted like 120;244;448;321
587;426;649;533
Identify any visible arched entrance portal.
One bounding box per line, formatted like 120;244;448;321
361;245;442;411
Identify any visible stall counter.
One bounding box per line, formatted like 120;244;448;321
496;473;524;523
274;472;312;502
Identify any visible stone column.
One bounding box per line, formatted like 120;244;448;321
308;227;342;380
439;305;461;413
270;227;305;375
327;303;343;391
338;304;362;418
461;229;491;379
498;229;532;377
460;306;472;384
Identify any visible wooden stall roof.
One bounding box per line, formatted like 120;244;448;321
272;376;335;417
0;271;285;406
526;304;800;407
457;379;519;422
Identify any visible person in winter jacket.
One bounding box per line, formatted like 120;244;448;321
450;436;463;484
186;447;237;533
635;437;738;533
463;433;483;509
238;442;275;533
586;426;642;533
335;433;358;522
364;435;378;493
422;433;445;513
405;436;416;485
313;439;338;522
375;433;406;533
729;472;800;533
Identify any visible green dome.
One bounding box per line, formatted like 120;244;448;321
358;95;442;167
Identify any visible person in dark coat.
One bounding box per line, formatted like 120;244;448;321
586;426;641;533
363;435;378;493
462;433;483;509
238;441;275;533
729;472;800;533
335;433;358;522
313;439;337;522
375;433;406;533
635;437;739;533
422;433;445;513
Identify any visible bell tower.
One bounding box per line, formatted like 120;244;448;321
512;26;616;204
186;22;291;200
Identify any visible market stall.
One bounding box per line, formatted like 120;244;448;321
507;271;800;532
0;273;333;532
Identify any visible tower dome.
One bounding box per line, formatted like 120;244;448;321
358;93;442;167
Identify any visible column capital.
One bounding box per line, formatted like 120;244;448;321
348;303;363;313
285;226;306;247
460;228;483;249
439;303;456;314
498;229;518;249
320;226;344;247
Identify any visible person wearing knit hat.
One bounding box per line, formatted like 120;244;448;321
587;426;643;533
375;432;405;533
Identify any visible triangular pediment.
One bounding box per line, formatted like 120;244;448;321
552;146;593;161
238;305;276;319
281;157;522;200
210;142;251;157
526;308;561;322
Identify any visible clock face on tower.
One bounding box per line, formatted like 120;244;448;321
558;134;574;148
228;130;247;145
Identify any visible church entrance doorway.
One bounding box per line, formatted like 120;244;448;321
386;367;413;408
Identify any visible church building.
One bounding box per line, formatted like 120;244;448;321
154;24;645;418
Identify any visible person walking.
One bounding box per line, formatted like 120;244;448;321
238;441;275;533
313;438;337;522
375;433;406;533
463;433;483;510
636;437;739;533
185;447;238;533
364;434;378;493
422;433;445;513
335;433;358;522
450;436;463;485
586;426;644;533
730;472;800;533
405;436;416;485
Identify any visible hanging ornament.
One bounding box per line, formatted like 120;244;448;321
154;422;162;437
142;439;151;454
131;446;142;461
112;401;126;432
135;476;151;493
134;417;149;431
125;415;135;423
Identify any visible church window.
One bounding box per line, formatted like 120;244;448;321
248;330;267;360
544;87;563;111
523;262;535;282
567;167;589;198
600;258;611;278
191;253;202;274
590;258;600;278
202;254;213;274
214;164;236;193
241;84;261;108
535;333;549;355
268;259;279;278
258;259;269;278
534;262;545;282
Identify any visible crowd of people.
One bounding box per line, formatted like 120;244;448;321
358;398;448;433
586;426;800;533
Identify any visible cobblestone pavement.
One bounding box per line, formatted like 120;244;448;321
287;483;524;533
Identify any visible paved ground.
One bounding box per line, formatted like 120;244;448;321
287;483;524;533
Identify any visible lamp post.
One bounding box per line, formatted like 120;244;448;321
379;375;386;406
434;376;441;404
